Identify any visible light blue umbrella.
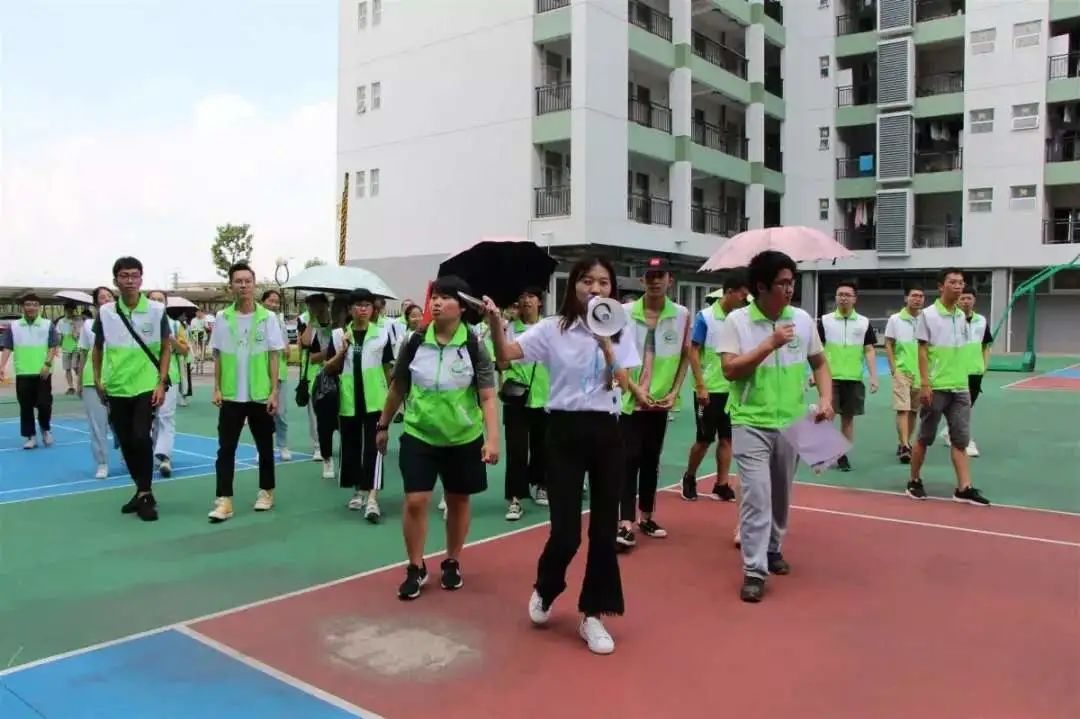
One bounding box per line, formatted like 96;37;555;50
283;264;398;299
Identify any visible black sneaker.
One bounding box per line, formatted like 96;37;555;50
767;552;790;575
837;455;852;472
121;492;157;514
906;479;927;500
680;473;698;501
398;563;428;600
740;575;765;603
711;482;736;502
135;494;158;522
616;526;636;548
899;445;912;464
895;444;903;457
953;486;991;507
638;519;668;538
440;558;463;591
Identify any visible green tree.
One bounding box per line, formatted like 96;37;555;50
210;223;254;280
304;257;327;269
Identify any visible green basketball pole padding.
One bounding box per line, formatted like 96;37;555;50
989;254;1080;372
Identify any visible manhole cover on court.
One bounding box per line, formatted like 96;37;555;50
320;616;483;679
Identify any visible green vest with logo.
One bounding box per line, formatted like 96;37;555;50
57;317;79;353
886;309;921;388
963;313;988;375
218;304;275;403
622;298;690;414
404;323;483;447
503;319;550;409
336;323;391;416
920;300;969;391
700;303;731;394
725;303;814;430
821;310;869;382
11;317;52;376
98;295;166;397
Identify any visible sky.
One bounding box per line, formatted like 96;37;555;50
0;0;338;289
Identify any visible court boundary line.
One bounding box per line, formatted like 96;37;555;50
1001;362;1080;390
174;625;379;718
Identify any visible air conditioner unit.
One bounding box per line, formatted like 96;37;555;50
971;41;994;54
1014;35;1040;49
1012;116;1039;131
1010;197;1037;210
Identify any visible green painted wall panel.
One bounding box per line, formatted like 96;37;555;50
764;90;786;120
913;15;964;45
1047;78;1080;104
836;32;877;58
1051;0;1080;22
712;0;752;25
629;122;677;163
690;55;751;104
533;111;571;144
762;167;785;194
913;93;964;118
913;170;962;194
835;177;878;199
629;25;676;68
689;142;752;184
750;4;786;47
836;104;877;127
533;7;571;43
1045;160;1080;186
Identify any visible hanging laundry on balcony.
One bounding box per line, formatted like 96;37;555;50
858;154;874;174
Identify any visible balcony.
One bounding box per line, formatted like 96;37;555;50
691;31;748;79
836;13;875;36
764;68;783;97
628;1;672;42
764;0;783;23
535;82;571;115
836;156;875;178
915;0;965;23
914;150;962;173
835;227;876;251
1044;218;1080;245
691;121;748;158
1046;133;1080;163
836;84;877;107
536;0;570;12
916;71;963;98
764;145;783;172
628;194;672;226
691;206;747;236
629;97;672;133
535;185;570;218
912;224;962;249
1048;52;1080;80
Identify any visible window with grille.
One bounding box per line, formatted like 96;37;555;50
355;171;366;198
969;108;993;133
1009;185;1036;210
968;187;992;213
370;169;380;197
373;0;382;25
372;82;381;110
356;86;367;114
820;56;830;78
970;28;995;54
1011;103;1038;131
819;127;830;150
1013;20;1040;48
358;1;368;29
819;199;829;221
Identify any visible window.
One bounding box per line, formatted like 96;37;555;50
371;82;381;110
370;168;380;197
969;108;994;134
355;170;366;198
819;56;829;78
357;1;368;29
818;199;829;221
819;0;829;7
1013;20;1040;48
1009;185;1036;210
970;28;995;54
968;187;992;213
1011;102;1039;131
373;0;382;25
819;126;830;150
356;85;367;114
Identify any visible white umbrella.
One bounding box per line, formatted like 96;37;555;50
167;296;197;309
283;264;398;299
55;290;94;305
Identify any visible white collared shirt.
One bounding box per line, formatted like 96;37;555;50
516;316;641;414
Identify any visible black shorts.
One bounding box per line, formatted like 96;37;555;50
968;374;983;405
399;432;488;496
834;380;866;416
694;393;732;443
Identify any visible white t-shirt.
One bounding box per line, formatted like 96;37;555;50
211;311;286;403
516;316;641;414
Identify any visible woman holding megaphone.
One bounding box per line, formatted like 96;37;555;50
483;255;650;656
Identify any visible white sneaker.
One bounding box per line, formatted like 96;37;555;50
95;464;109;480
253;489;274;512
528;590;551;625
42;431;54;447
579;616;615;655
208;497;234;523
966;440;980;457
23;437;36;450
364;497;381;523
279;447;292;462
348;490;367;510
322;459;335;480
311;449;323;462
505;500;524;522
534;488;549;506
438;495;447;520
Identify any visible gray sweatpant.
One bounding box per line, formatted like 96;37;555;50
733;425;799;580
82;389;110;467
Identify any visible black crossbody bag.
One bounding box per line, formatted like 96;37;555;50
499;363;537;407
115;308;171;390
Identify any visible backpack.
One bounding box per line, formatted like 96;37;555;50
399;324;481;392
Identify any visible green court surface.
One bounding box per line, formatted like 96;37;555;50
1;359;1077;671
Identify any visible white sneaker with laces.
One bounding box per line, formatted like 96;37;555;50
208;497;234;523
279;447;292;462
43;431;55;447
312;449;323;462
348;490;367;510
579;617;615;655
322;458;335;480
966;440;979;457
528;591;551;625
364;497;381;522
534;488;549;506
253;489;274;512
505;500;523;521
438;495;447;520
95;465;109;480
23;437;36;450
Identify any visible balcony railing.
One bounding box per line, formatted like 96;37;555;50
691;31;748;78
628;1;672;41
536;0;570;12
629;97;672;133
1048;52;1080;81
914;150;962;173
835;227;876;251
691;207;747;236
916;71;963;97
913;224;963;249
1046;133;1080;163
836;13;876;36
1044;219;1080;245
535;82;571;115
764;146;783;172
836;156;876;178
628;194;672;226
836;84;876;107
764;0;783;23
916;0;965;23
535;185;571;218
691;121;748;158
764;68;783;98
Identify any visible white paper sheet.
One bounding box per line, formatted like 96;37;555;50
781;407;852;474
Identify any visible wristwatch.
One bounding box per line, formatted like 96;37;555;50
376;424;389;432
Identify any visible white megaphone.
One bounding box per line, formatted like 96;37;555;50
585;296;627;337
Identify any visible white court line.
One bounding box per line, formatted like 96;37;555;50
174;625;379;719
1001;362;1080;389
0;440;86;453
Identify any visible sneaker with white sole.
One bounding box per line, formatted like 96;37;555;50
528;590;551;625
579;617;615;655
505;500;523;521
279;447;292;462
159;457;172;478
347;490;368;510
438;495;447;520
365;497;381;523
208;497;234;523
23;437;36;450
534;488;549;506
253;489;274;512
311;449;323;462
965;440;979;457
95;464;109;480
42;431;54;447
322;459;335;480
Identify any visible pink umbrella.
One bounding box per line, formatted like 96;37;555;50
698;226;855;271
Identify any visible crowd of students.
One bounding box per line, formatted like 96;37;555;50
0;252;995;656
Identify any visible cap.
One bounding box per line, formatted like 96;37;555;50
643;257;673;274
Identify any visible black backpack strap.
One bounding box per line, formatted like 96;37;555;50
464;328;481;392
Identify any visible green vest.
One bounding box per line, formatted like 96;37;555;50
920;300;969;391
821;310;869;382
963;313;988;375
622;297;690;413
886;309;920;388
11;317;51;376
218;304;275;403
57;317;79;353
165;319;182;384
404;323;483;447
81;324;100;387
336;323;390;416
700;303;731;394
726;303;813;430
98;295;165;397
503;319;550;409
301;315;331;386
274;313;289;378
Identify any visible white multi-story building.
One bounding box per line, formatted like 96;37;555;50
338;0;1080;352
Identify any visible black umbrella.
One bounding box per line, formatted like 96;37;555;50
438;238;557;309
